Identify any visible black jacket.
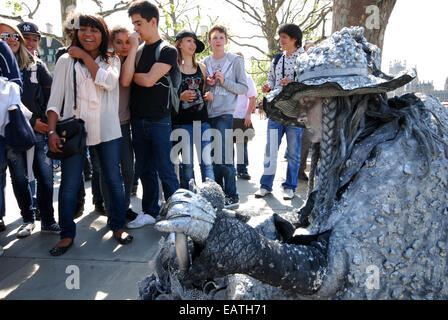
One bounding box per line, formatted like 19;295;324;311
21;60;53;128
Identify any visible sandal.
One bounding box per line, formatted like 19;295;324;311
50;239;74;257
113;231;133;245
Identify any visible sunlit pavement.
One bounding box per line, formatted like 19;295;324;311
0;115;310;300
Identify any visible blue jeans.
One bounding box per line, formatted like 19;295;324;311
132;117;180;217
173;122;214;188
209;115;238;200
100;124;134;213
90;138;127;232
6;133;55;226
89;146;103;205
59;153;85;239
0;136;5;218
235;141;249;175
260;119;303;192
120;123;135;209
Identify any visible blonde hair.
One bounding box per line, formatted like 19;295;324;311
0;22;34;70
110;25;130;42
175;38;198;68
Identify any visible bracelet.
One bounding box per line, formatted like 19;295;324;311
48;130;56;136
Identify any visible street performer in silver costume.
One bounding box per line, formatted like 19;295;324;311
139;27;448;300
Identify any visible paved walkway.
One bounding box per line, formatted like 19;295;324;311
0;116;310;300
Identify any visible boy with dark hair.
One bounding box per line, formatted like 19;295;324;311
256;23;305;201
122;1;180;228
203;24;248;209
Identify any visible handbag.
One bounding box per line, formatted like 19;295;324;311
47;60;86;160
4;104;37;151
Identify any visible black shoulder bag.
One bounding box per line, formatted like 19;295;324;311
47;59;86;160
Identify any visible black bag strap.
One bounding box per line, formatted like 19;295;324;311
60;59;77;117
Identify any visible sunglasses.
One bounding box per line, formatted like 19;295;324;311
1;33;20;41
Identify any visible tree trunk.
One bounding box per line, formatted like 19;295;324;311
60;0;77;25
332;0;396;54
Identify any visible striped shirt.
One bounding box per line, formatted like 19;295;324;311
267;47;305;91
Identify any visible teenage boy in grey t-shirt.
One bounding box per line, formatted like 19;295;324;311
203;25;248;208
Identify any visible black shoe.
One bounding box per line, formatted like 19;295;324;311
34;209;41;222
131;185;138;197
224;197;239;210
74;203;84;220
238;172;251;180
94;202;106;216
298;172;309;181
0;219;6;233
113;231;133;245
126;208;138;221
49;240;74;257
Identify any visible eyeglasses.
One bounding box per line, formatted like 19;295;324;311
1;33;20;41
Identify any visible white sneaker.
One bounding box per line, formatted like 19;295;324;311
126;213;156;229
283;188;295;200
255;188;271;198
17;222;35;238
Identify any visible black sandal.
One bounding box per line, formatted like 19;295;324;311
114;232;133;245
50;240;74;256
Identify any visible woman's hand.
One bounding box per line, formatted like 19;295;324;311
204;91;213;102
34;119;48;134
180;90;196;103
49;133;63;153
68;46;87;60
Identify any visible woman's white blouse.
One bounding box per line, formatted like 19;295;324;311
46;53;122;145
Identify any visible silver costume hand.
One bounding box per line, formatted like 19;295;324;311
155;190;217;245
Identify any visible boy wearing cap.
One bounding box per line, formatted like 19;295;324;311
122;1;180;228
203;25;248;209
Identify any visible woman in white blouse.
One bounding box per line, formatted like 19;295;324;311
46;15;133;256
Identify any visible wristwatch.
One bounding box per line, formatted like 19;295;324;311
48;130;56;136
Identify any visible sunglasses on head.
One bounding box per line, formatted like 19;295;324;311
1;33;20;41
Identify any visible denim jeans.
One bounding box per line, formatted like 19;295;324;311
0;136;6;218
100;124;134;213
173;122;214;188
120;123;135;209
89;146;103;205
132;117;180;217
59;152;85;239
90;138;127;233
209;115;238;200
260;119;303;192
6;133;55;226
235;141;249;175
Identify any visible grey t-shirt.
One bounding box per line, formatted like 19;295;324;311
204;53;248;118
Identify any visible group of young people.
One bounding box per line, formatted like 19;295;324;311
0;0;311;257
